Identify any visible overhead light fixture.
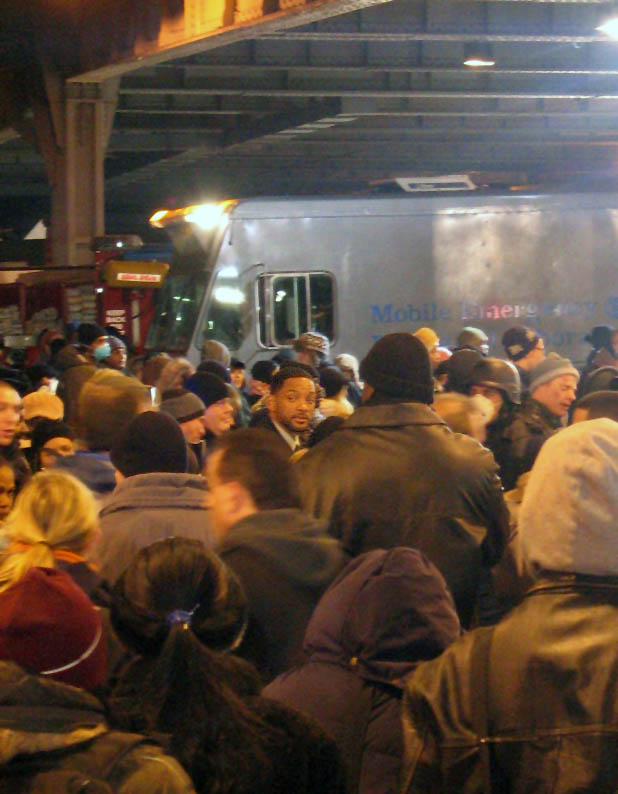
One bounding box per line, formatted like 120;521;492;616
463;43;495;68
597;11;618;38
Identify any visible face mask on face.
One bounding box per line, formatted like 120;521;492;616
94;342;112;362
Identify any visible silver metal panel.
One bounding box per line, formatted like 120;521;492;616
197;193;618;367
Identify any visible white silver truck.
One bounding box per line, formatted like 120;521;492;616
147;191;618;367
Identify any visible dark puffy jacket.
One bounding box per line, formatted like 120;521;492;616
0;661;195;793
402;574;618;794
264;548;460;794
297;401;509;627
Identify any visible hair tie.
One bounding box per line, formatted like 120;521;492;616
166;603;200;629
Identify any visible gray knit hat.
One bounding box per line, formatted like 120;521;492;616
160;388;206;423
529;353;579;394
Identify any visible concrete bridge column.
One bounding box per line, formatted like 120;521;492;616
35;73;118;266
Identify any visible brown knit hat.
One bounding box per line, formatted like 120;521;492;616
360;333;433;403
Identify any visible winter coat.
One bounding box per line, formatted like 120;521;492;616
55;346;96;428
297;401;510;628
264;548;460;794
248;411;300;452
55;450;116;497
401;574;618;794
483;401;552;492
403;419;618;793
0;661;195;794
96;472;213;584
218;508;348;681
500;395;562;481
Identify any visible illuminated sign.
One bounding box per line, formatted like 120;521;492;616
117;272;162;283
103;260;169;288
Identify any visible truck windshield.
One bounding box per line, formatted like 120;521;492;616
146;271;209;351
195;266;250;352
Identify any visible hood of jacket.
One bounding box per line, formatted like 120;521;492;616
303;548;460;688
0;661;107;763
54;345;91;373
99;472;208;514
220;508;346;590
55;451;116;495
519;418;618;578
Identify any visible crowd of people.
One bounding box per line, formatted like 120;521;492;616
0;317;617;792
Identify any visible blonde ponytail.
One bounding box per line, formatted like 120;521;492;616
0;470;99;592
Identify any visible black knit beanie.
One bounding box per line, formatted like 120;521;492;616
31;419;75;454
502;325;539;362
184;372;229;407
110;411;188;477
585;324;615;351
359;333;433;403
197;359;232;384
77;322;106;347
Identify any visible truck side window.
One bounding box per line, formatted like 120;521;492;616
309;274;334;341
257;276;269;348
258;272;334;347
273;276;308;345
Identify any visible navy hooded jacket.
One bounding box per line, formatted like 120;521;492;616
263;547;460;794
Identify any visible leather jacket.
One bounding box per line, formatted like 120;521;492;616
485;398;558;492
401;573;618;793
502;396;562;477
297;401;509;628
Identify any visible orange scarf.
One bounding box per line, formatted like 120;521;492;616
5;542;96;568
